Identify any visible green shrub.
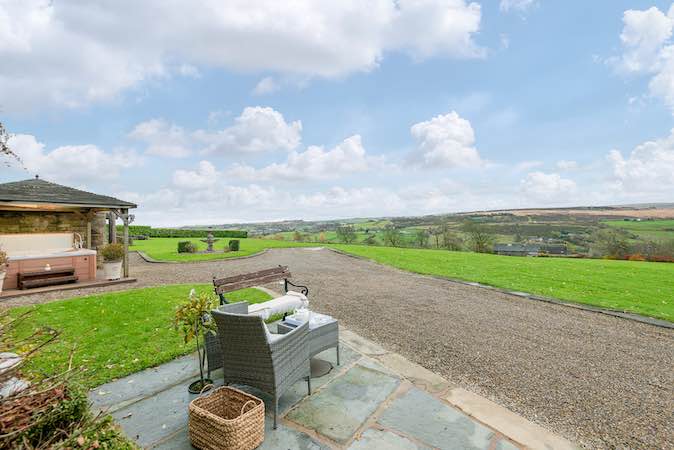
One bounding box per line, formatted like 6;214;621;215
117;225;247;239
228;240;240;251
100;243;124;261
177;241;197;253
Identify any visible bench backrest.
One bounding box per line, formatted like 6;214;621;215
213;265;291;296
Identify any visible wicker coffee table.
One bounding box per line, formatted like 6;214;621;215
277;312;339;377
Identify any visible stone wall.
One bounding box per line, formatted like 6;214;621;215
0;211;107;249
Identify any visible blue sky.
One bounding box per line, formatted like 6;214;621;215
2;1;674;225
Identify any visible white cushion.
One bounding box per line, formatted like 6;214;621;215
248;294;309;321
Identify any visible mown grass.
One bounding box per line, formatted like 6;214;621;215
9;285;271;388
131;237;317;262
331;245;674;322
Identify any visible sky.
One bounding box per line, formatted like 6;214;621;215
1;0;674;226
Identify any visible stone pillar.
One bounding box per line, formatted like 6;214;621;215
91;212;107;249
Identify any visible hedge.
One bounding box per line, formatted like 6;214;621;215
116;225;247;239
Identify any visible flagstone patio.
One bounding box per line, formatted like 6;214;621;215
90;328;575;450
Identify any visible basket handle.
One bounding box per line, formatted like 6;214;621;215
240;400;257;416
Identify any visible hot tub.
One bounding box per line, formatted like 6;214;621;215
0;233;97;290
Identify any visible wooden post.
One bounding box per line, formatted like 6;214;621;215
122;208;129;278
108;212;117;243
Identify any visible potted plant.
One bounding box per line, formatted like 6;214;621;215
174;289;217;394
0;247;7;294
100;243;124;280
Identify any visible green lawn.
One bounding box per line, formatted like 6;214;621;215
131;237;316;262
130;238;673;321
10;285;271;388
331;245;674;322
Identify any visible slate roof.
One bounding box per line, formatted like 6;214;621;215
0;178;136;209
493;243;540;253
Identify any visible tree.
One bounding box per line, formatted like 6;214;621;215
293;231;304;242
463;221;494;253
363;234;377;245
441;226;463;251
382;225;402;247
0;121;20;166
591;230;630;259
430;226;443;248
415;229;429;248
335;225;357;244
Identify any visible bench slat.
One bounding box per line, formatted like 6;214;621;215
215;272;291;294
213;266;289;286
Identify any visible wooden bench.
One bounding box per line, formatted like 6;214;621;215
212;265;308;304
18;267;78;290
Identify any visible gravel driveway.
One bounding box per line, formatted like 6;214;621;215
6;248;674;449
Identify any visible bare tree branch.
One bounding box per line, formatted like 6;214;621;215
0;121;22;167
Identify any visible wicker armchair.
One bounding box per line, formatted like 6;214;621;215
211;308;311;429
204;302;248;379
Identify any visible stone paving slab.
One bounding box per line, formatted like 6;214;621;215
285;364;400;444
91;354;200;413
378;387;494;450
445;388;576;450
112;382;199;448
152;418;329;450
348;428;430;450
90;329;574;450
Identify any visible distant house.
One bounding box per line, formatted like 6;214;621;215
539;244;568;255
493;243;568;256
493;243;541;256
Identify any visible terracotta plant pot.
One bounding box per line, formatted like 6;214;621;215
103;261;123;280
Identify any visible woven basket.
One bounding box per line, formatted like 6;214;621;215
189;386;265;450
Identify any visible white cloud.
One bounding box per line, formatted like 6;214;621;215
230;135;379;181
0;0;484;113
556;160;578;171
409;111;484;168
252;77;280;96
520;171;576;201
616;5;674;112
607;129;674;193
195;107;302;154
172;160;218;190
515;160;544;171
618;6;674;73
128;119;192;158
386;0;484;59
129;107;301;157
7;134;142;183
499;0;537;13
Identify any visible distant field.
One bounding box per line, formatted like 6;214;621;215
603;219;674;241
131;237;316;261
332;245;674;322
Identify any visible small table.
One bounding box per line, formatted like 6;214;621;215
277;312;339;378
